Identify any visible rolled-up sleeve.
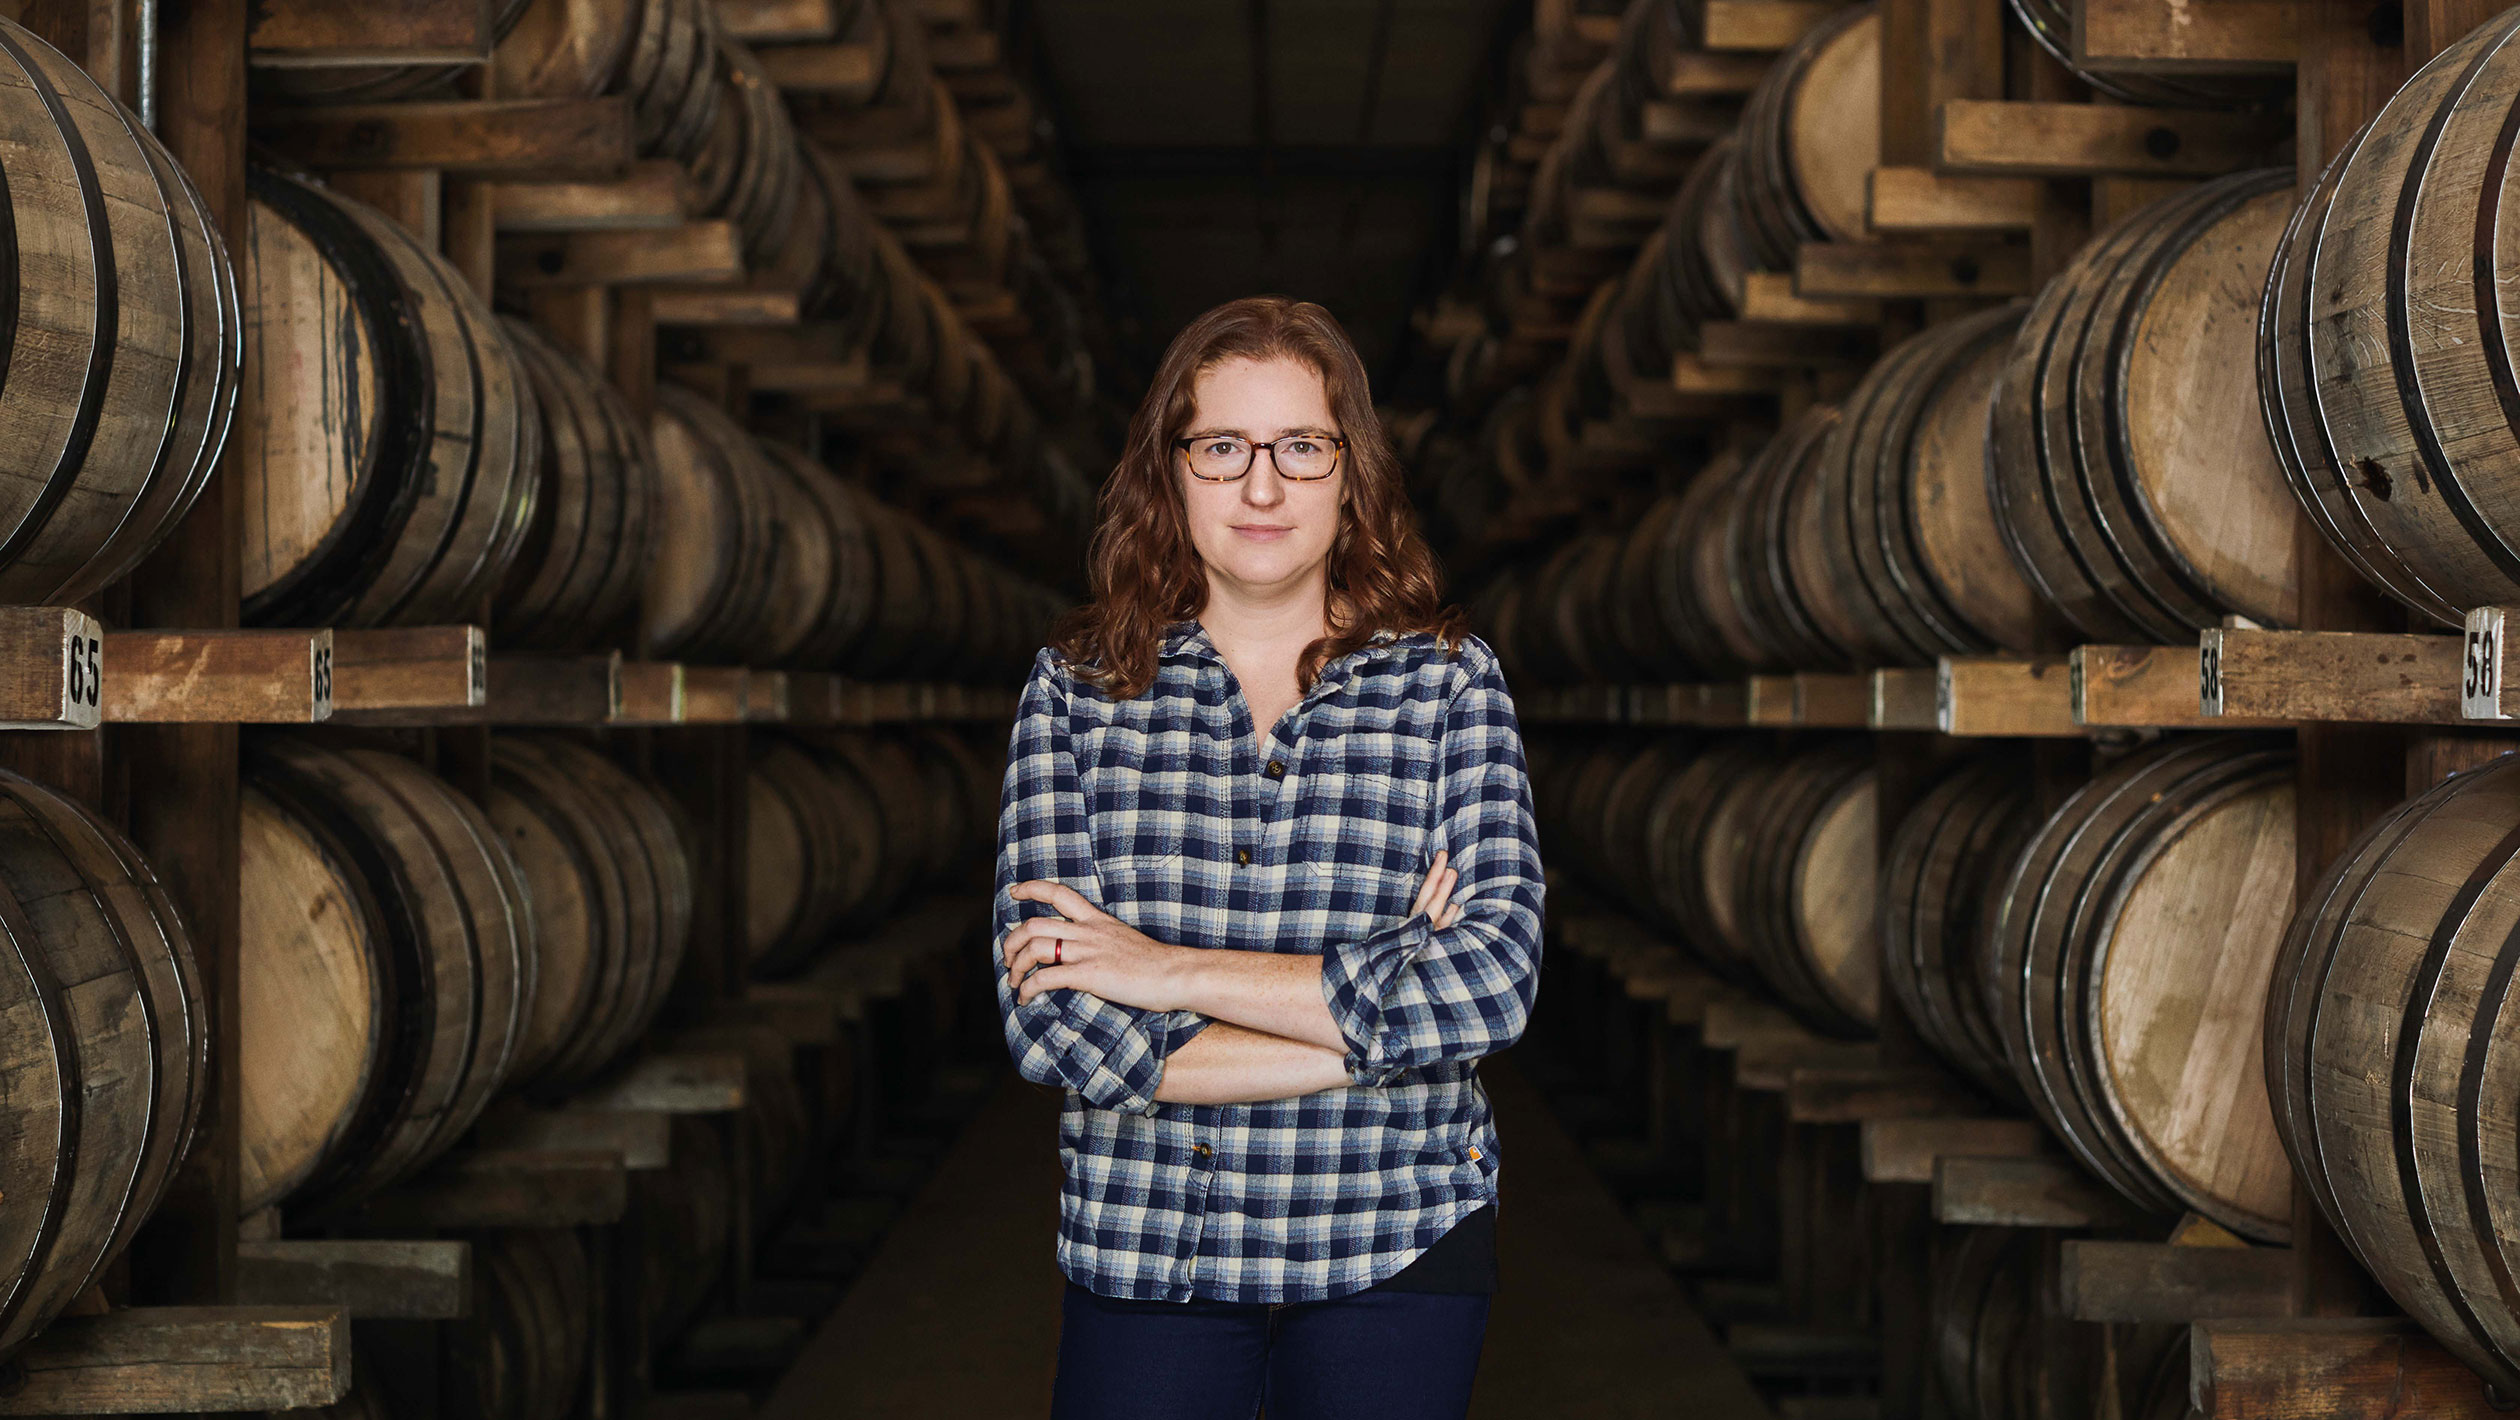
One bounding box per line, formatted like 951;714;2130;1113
994;649;1209;1115
1318;644;1545;1087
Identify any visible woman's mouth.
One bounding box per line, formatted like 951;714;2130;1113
1230;523;1294;541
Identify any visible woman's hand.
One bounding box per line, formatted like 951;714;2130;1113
1414;850;1464;930
1002;881;1194;1010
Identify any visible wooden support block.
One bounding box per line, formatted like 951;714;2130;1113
783;672;841;728
1704;993;1821;1051
612;662;686;724
103;629;333;723
1792;672;1869;727
1695;681;1749;726
1860;1116;2046;1184
248;0;487;65
1746;674;1796;727
253;98;632;176
2075;0;2296;72
1937;99;2288;177
358;1148;629;1228
1870;667;1939;730
2201;627;2463;724
1737;1038;1876;1092
0;606;103;729
756;42;882;100
234;1240;470;1321
1671;353;1782;395
1937;656;2080;736
744;359;876;394
738;982;847;1045
486;652;620;724
1702;0;1839;50
1786;1066;1986;1123
2192;1320;2511;1418
1796;241;2032;299
1638;99;1733;149
2058;1240;2294;1323
1738;270;1882;326
1699;320;1878;368
573;1051;747;1113
651;288;803;326
680;667;749;723
329;625;483;712
747;670;791;723
489;161;691;232
474;1105;672;1169
1664;50;1774;95
664;322;860;367
499;221;743;286
715;0;841;40
0;1307;350;1414
2460;605;2520;720
1933;1154;2144;1228
1866;166;2040;234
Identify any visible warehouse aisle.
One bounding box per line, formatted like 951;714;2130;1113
764;1054;1770;1419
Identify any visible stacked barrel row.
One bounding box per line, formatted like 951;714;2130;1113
1538;732;2303;1246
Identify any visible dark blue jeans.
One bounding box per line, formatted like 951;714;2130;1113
1050;1280;1491;1420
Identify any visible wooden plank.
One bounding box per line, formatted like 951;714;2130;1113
2075;0;2297;72
1696;681;1749;726
489;161;692;232
1870;667;1939;730
248;0;487;64
1937;99;2289;177
1933;1154;2145;1228
2202;627;2464;724
0;606;103;729
1738;270;1881;326
2058;1240;2294;1323
499;221;744;286
715;0;841;40
1702;0;1840;50
252;98;632;175
1665;50;1774;94
1937;655;2080;736
651;288;804;326
330;625;483;711
234;1240;470;1321
1859;1116;2045;1183
748;670;791;723
1699;320;1878;369
0;1307;350;1414
1746;674;1797;727
680;667;751;724
1703;993;1818;1050
2070;642;2290;729
1671;354;1781;396
358;1148;629;1228
1785;1066;1985;1123
103;629;332;723
613;662;686;725
1793;673;1870;728
1737;1038;1876;1092
1866;166;2040;233
1795;240;2033;299
756;42;882;101
571;1051;747;1113
2193;1320;2510;1418
475;1106;673;1170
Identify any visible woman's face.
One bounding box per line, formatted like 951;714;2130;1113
1177;355;1348;600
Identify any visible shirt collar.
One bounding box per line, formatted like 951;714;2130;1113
1158;619;1410;674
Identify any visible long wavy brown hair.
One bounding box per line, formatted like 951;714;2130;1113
1051;297;1466;700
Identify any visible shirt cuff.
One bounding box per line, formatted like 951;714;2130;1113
1318;916;1436;1087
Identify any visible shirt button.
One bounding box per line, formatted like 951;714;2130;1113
1265;759;1285;779
1192;1143;1212;1158
1234;847;1251;866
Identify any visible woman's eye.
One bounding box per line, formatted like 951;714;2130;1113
1203;440;1242;457
1286;439;1321;456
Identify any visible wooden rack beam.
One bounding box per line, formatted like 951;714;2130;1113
1936;656;2080;736
1932;1154;2146;1228
251;98;633;175
102;630;332;724
2059;1239;2294;1324
246;0;487;65
0;1307;349;1414
329;626;483;713
2192;1320;2510;1418
1794;240;2032;299
1869;668;1939;730
2201;627;2464;724
613;662;686;725
1858;1117;2046;1184
356;1148;630;1230
1935;99;2288;177
233;1240;470;1321
0;606;104;730
1866;167;2040;234
489;162;693;232
572;1052;748;1114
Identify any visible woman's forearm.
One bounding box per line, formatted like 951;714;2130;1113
1169;948;1348;1052
1153;1020;1352;1104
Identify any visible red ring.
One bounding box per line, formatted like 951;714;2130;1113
1053;939;1064;966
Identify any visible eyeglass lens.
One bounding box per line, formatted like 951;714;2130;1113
1182;436;1340;480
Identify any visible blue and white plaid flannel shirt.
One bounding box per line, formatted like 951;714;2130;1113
991;620;1545;1303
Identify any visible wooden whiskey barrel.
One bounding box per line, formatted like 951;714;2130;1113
242;168;539;628
238;740;532;1216
643;385;784;662
1985;735;2296;1241
1666;737;1822;990
496;318;657;650
494;0;723;163
2265;750;2520;1392
448;1228;592;1420
488;734;693;1096
2259;9;2520;628
1730;741;1879;1038
1882;754;2034;1105
1811;303;2044;663
255;0;537;102
1989;168;2300;642
0;18;238;608
1730;4;1879;270
0;769;204;1359
2003;0;2289;108
641;1114;731;1339
1930;1228;2105;1420
746;736;880;976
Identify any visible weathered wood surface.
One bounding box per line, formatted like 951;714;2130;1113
103;630;333;723
0;1306;349;1414
1859;1117;2045;1184
233;1239;470;1320
2059;1240;2293;1323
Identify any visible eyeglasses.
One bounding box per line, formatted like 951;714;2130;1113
1174;433;1347;482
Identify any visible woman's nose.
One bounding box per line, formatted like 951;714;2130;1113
1241;463;1286;507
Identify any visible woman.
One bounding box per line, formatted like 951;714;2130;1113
991;295;1545;1420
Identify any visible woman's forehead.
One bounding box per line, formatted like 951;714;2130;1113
1189;355;1335;426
